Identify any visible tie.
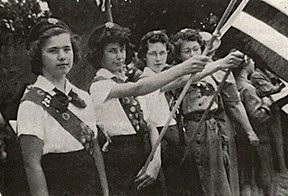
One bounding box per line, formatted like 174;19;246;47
50;88;87;113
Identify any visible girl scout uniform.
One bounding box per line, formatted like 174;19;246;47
17;75;100;195
90;68;162;196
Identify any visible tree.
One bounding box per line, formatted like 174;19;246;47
0;0;51;98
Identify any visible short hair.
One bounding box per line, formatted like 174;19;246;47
171;28;204;63
27;18;81;75
138;30;174;63
87;22;130;70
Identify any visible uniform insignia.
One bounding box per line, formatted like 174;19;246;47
105;22;114;28
48;18;59;25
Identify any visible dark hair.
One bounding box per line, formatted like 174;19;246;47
171;28;203;63
27;18;81;75
138;30;174;63
87;22;130;70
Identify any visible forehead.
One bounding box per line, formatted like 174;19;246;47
180;40;200;48
105;42;126;49
43;33;71;48
147;42;167;51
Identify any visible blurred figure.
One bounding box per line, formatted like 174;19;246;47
235;57;275;196
251;68;287;174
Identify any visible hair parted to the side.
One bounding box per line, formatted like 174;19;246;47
138;30;174;63
87;22;131;71
27;18;81;76
170;28;204;64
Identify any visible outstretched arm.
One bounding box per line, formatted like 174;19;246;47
108;56;208;99
161;50;245;92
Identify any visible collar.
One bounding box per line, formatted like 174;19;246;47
142;67;157;77
236;75;252;84
96;68;128;81
33;75;73;96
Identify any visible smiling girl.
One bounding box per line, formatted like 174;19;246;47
87;22;208;195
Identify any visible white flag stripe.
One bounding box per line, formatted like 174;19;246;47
262;0;288;16
232;12;288;61
219;0;250;39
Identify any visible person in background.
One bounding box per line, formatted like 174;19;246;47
170;28;259;196
235;57;275;196
250;68;287;174
18;18;109;196
87;22;208;196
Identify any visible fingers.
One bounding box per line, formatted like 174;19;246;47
136;176;154;190
135;174;155;190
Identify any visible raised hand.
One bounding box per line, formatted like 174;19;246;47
218;50;245;70
182;55;209;74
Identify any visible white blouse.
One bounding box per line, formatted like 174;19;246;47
17;75;97;155
138;67;177;127
89;68;137;137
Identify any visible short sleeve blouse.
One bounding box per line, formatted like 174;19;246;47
17;75;98;155
89;68;137;136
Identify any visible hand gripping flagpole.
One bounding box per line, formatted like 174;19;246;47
140;0;239;175
181;0;250;164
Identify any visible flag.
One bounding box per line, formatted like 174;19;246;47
222;0;288;81
221;0;288;112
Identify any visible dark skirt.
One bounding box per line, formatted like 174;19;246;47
41;150;101;196
102;134;164;196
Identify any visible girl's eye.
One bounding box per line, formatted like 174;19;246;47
147;52;157;56
64;48;72;52
193;46;200;51
48;49;58;53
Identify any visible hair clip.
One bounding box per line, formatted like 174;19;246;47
105;22;114;29
47;18;59;25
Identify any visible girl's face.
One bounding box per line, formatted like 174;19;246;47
145;42;167;73
41;33;73;79
102;42;126;73
179;40;201;62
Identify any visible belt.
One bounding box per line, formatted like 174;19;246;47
183;109;217;122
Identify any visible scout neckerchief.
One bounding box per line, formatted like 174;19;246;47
89;75;149;151
21;86;95;155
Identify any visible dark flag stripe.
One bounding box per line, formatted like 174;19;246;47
243;0;288;38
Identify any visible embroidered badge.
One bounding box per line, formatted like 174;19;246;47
180;28;189;33
153;30;162;34
62;112;70;120
105;22;114;29
48;18;59;25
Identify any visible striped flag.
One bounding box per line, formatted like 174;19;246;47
222;0;288;80
220;0;288;112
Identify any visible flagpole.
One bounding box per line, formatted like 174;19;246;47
139;0;238;175
181;0;252;164
106;0;113;22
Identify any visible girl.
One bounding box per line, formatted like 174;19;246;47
87;22;207;195
170;28;258;195
18;18;108;196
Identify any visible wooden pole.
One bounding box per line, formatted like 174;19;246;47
140;0;238;175
106;0;113;22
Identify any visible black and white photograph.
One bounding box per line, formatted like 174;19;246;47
0;0;288;195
